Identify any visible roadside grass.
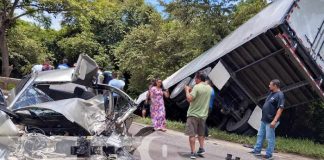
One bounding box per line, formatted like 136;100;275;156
134;117;324;159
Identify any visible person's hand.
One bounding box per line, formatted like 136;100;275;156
270;121;276;128
185;85;191;92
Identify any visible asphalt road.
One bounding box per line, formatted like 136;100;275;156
130;123;314;160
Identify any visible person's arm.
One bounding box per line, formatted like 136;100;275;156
270;93;285;128
121;80;125;89
145;91;150;104
163;89;170;98
150;87;155;99
270;108;283;128
185;85;194;102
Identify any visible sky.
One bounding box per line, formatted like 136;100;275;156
17;0;165;31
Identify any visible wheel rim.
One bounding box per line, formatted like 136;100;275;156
226;109;252;133
170;77;191;99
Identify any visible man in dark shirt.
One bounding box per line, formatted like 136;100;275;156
249;79;284;160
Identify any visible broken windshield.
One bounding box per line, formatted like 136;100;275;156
13;85;54;110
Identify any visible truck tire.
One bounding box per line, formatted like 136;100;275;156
173;91;187;102
175;99;189;109
217;116;229;130
170;77;191;102
242;128;257;136
226;109;252;133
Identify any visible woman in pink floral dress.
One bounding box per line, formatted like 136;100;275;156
150;79;169;131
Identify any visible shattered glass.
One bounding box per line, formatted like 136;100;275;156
13;86;54;110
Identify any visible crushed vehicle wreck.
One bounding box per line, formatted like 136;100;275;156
0;54;152;159
137;0;324;136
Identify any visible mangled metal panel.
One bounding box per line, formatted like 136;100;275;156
73;54;98;86
34;54;98;87
163;0;294;89
0;133;140;159
0;111;19;136
26;96;106;135
34;68;75;83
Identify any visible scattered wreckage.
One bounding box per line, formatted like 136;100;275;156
0;55;152;159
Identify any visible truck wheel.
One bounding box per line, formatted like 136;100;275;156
226;109;252;133
170;77;191;102
242;128;257;136
217;116;229;130
173;91;187;102
176;99;189;109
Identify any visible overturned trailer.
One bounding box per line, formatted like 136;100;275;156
157;0;324;133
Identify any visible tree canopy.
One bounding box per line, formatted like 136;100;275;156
4;0;267;91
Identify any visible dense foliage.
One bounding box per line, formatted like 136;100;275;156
3;0;267;90
3;0;324;144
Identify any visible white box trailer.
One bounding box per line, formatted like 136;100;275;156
158;0;324;133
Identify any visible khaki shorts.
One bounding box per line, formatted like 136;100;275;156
185;116;206;136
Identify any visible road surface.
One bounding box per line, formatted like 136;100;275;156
130;123;314;160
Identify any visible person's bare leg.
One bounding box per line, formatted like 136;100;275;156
189;136;196;153
198;136;205;149
142;109;146;118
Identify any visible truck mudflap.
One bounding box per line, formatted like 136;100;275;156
248;106;262;130
208;61;231;90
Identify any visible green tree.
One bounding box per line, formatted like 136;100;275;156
57;32;105;64
7;20;54;77
114;0;239;93
114;17;209;93
161;0;236;44
0;0;87;77
230;0;267;28
55;0;157;69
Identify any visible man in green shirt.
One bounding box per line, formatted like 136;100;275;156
185;71;212;159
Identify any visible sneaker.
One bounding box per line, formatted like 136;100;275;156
248;150;261;156
190;152;196;159
262;155;274;160
196;147;205;155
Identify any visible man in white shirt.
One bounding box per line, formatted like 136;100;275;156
32;64;43;73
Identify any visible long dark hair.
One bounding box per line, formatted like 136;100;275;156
153;78;163;88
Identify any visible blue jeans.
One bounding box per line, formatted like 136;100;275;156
253;121;279;157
